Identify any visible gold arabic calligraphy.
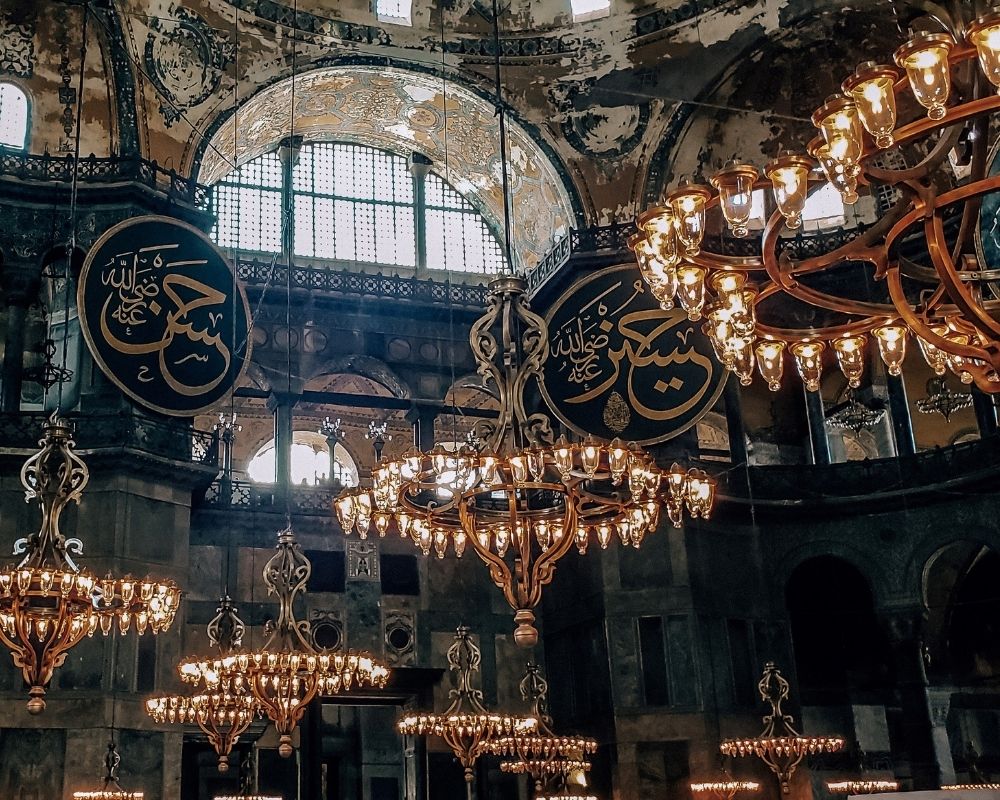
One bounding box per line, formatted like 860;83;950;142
550;279;715;422
98;243;232;397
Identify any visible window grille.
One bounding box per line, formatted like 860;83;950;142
212;142;505;274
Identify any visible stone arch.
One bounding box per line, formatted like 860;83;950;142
902;527;1000;609
305;355;411;400
775;539;890;609
191;63;579;271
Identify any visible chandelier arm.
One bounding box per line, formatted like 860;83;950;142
862;121;964;186
753;318;884;342
885;268;994;362
524;502;578;610
469;291;510;452
511;291;554;446
924;211;1000;342
460;503;518;611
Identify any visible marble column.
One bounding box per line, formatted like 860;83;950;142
405;403;438;452
267;390;299;507
803;386;832;465
886;374;916;456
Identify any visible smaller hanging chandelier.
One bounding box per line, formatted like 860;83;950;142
486;662;597;795
720;663;844;794
942;785;1000;791
0;414;181;713
146;597;261;772
178;527;389;757
215;797;281;800
398;626;537;785
826;780;899;794
71;741;144;800
916;378;974;423
690;781;761;800
826;391;886;435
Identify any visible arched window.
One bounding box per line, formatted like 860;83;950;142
212;142;505;274
246;431;359;487
0;83;28;150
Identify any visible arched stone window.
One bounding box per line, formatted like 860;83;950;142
247;430;358;487
197;66;576;272
0;83;28;150
211;142;505;274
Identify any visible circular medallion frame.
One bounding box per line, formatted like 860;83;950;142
539;263;726;446
77;215;252;417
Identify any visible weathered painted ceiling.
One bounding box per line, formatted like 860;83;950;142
6;0;931;245
198;65;575;269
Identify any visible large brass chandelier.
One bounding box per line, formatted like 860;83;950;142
690;781;761;800
0;414;181;713
398;626;537;786
632;3;1000;395
721;663;844;794
335;274;714;647
146;597;261;772
178;527;389;757
486;662;597;795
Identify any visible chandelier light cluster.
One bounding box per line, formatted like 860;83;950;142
721;663;844;794
0;414;181;714
690;781;762;800
487;663;598;794
398;627;537;784
178;527;389;757
336;277;715;647
826;780;900;794
632;10;1000;395
146;597;261;772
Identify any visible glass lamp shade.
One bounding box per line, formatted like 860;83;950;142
969;12;1000;93
894;33;955;121
832;334;868;388
730;337;756;386
710;163;759;238
874;323;908;376
755;339;786;392
809;138;860;205
842;62;900;149
765;154;814;229
676;264;707;321
917;326;949;376
666;184;712;257
812;96;864;164
637;206;680;266
791;340;826;393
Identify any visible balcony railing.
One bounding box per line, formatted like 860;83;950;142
235;258;489;309
200;478;339;515
0;150;212;209
0;411;218;467
706;434;1000;507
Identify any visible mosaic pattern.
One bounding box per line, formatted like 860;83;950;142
198;66;576;270
0;10;34;78
143;7;235;127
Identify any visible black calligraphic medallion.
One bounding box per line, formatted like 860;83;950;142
540;263;726;445
77;215;251;417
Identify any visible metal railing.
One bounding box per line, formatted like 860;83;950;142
0;149;212;209
235;259;489;309
704;434;1000;506
201;478;339;515
0;411;218;466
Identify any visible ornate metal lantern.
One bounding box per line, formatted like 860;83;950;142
0;414;181;713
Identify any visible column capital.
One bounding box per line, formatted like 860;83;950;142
404;402;439;426
266;389;301;413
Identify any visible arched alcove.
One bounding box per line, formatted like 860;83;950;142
924;542;1000;686
195;65;577;270
247;430;358;487
786;556;893;705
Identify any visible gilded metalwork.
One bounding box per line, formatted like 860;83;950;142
0;414;181;714
721;663;844;794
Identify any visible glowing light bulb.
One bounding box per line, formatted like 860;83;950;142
710;163;759;238
895;33;954;121
843;63;899;149
755;339;786;391
765;154;813;229
667;184;712;257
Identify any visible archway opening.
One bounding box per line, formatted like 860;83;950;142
786;556;892;705
247;430;358;487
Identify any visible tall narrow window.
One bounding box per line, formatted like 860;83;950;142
0;83;28;150
571;0;611;22
637;616;669;706
376;0;412;25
